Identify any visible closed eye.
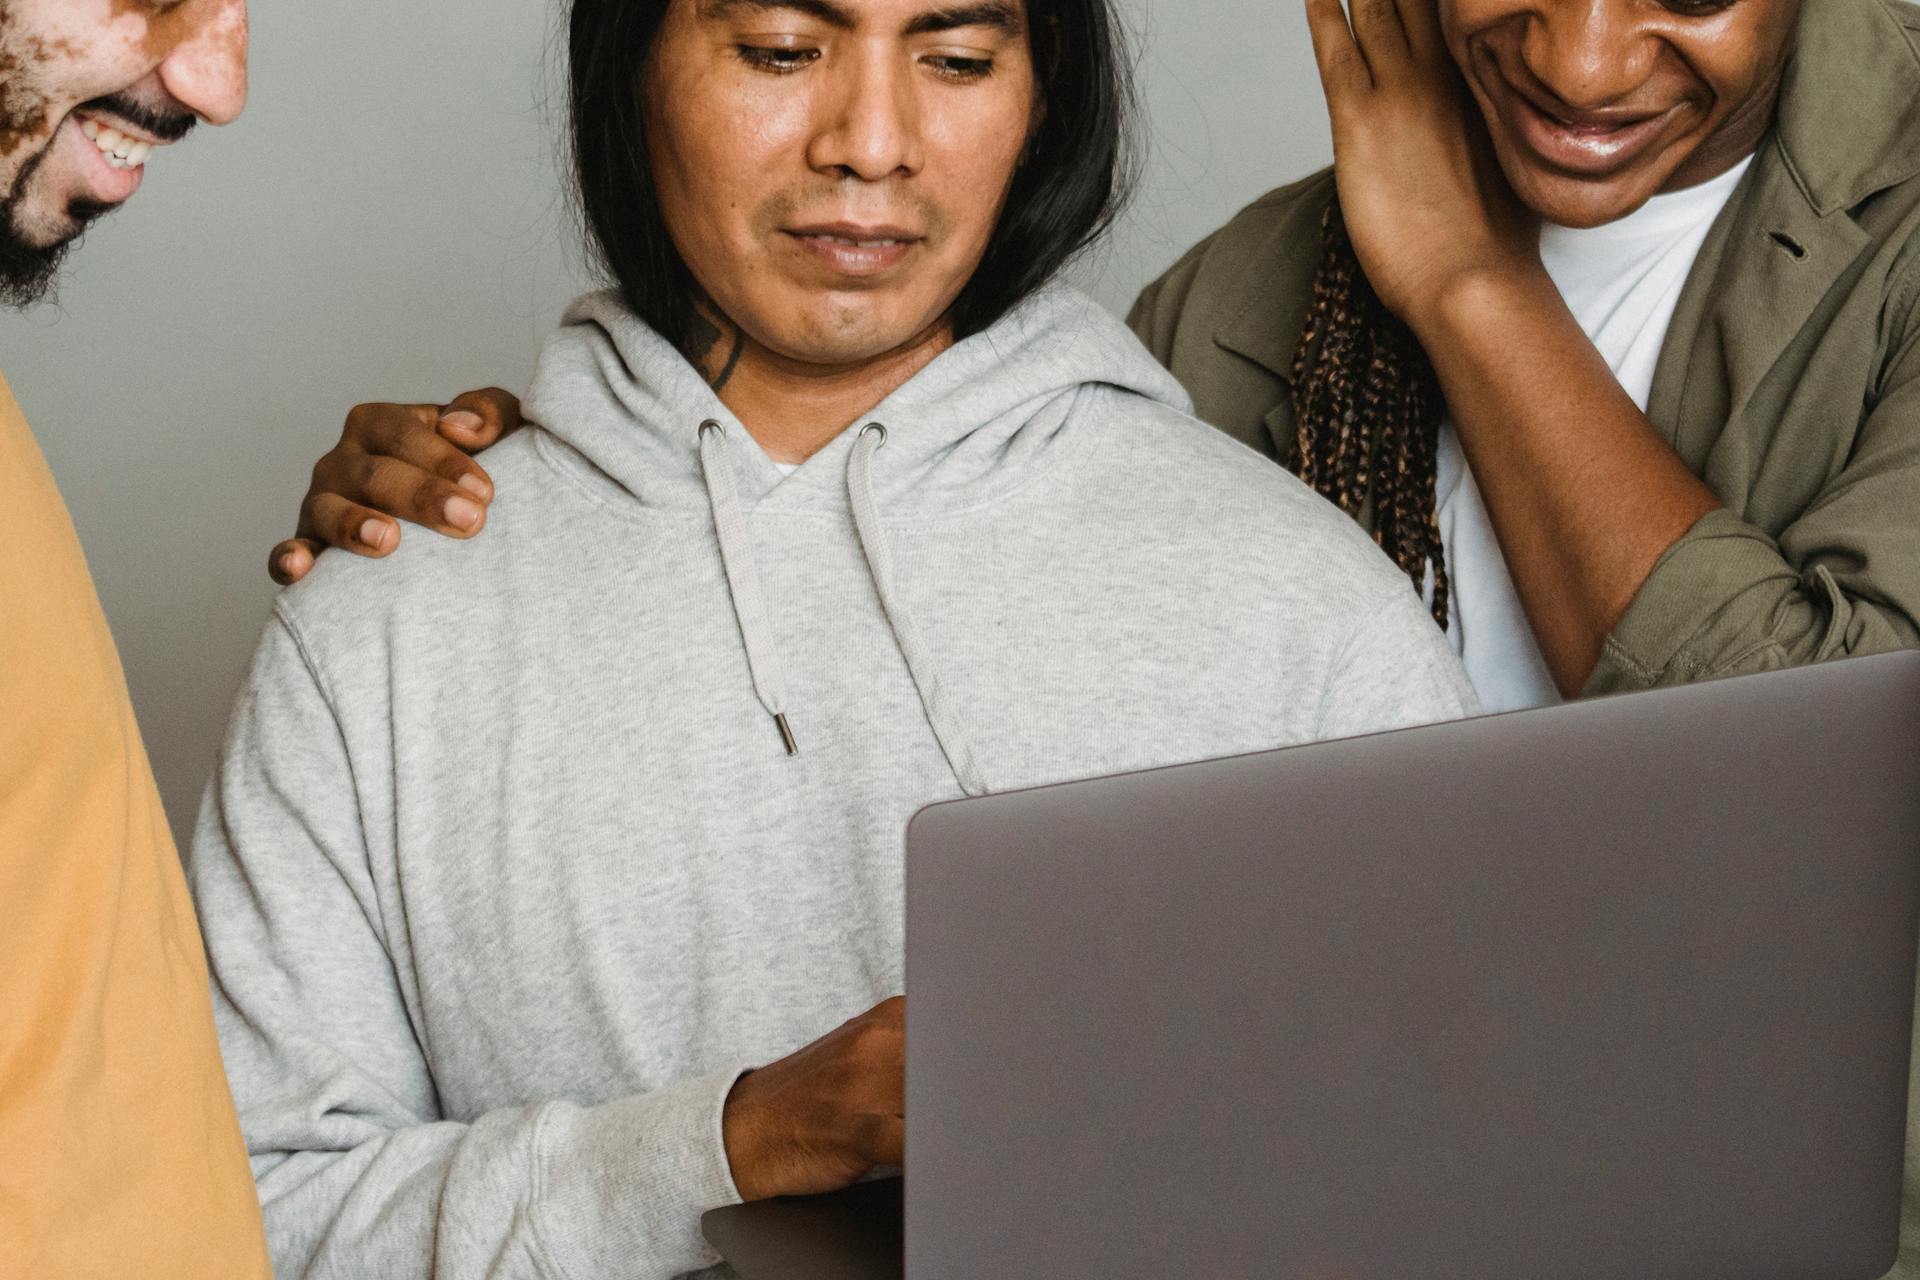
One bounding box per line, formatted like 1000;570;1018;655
736;44;823;72
925;53;994;80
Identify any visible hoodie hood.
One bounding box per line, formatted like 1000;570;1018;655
521;283;1197;797
523;283;1194;515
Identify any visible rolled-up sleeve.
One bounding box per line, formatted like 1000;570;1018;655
1587;280;1920;694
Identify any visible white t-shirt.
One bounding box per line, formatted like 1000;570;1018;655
1430;157;1752;713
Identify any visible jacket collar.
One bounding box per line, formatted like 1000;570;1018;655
1213;188;1327;388
1775;0;1920;218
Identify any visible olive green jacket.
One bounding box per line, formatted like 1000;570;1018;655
1128;0;1920;701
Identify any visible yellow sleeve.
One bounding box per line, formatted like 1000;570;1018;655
0;372;271;1279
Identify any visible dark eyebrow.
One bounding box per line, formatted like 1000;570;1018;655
700;0;860;29
903;3;1023;36
699;0;1023;36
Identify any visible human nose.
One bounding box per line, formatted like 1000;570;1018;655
806;44;922;181
1518;0;1658;111
158;0;249;126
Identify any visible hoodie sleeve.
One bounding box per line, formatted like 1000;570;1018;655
1314;585;1482;743
187;610;747;1280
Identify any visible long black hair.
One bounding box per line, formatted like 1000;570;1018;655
565;0;1136;346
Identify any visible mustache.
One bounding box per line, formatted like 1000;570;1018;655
79;92;197;143
755;182;950;242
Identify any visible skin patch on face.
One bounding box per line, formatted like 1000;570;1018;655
112;0;246;69
0;8;85;163
1;0;238;165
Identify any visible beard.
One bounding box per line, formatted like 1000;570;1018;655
0;218;70;308
0;104;145;308
0;143;72;307
0;196;111;309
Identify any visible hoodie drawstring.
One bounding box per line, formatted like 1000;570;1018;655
693;419;989;797
848;424;990;798
699;420;799;755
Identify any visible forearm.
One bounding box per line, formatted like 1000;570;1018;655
246;1071;745;1280
1411;270;1722;695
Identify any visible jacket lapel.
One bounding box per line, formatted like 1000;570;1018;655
1654;148;1873;467
1652;0;1920;466
1213;201;1325;389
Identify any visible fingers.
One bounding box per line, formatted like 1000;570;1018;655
1395;0;1445;59
438;387;523;453
298;490;407;562
269;538;321;586
1348;0;1409;57
375;420;498;510
312;443;489;542
274;391;511;583
1304;0;1371;98
345;400;497;508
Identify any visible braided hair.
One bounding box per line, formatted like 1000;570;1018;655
1289;197;1452;629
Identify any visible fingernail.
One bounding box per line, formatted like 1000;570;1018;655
456;472;491;499
276;554;296;579
445;495;483;530
359;518;392;550
441;410;483;432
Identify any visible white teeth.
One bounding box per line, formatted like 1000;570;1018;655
81;119;155;169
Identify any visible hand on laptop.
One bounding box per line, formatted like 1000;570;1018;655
270;387;523;585
722;996;905;1203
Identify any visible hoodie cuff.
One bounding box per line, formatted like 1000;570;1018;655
532;1066;752;1280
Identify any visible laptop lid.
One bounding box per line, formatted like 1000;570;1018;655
905;653;1920;1280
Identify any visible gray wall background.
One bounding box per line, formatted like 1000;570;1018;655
5;0;1331;850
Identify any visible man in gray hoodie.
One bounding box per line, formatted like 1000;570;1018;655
187;0;1477;1275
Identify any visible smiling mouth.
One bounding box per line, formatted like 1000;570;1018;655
69;95;193;175
72;106;182;172
1484;61;1683;179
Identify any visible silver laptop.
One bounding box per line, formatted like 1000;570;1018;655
706;652;1920;1279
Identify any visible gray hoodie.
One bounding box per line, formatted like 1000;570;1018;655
189;286;1478;1280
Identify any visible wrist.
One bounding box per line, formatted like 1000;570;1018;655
721;1072;775;1202
1402;257;1558;346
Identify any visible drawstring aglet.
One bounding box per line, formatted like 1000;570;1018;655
774;713;799;757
